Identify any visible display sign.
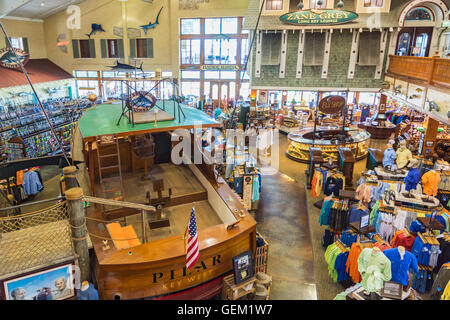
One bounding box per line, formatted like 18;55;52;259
318;95;346;114
280;9;358;26
0;47;29;69
200;65;240;71
242;175;253;210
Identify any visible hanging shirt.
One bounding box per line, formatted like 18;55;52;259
382;148;396;168
383;248;419;286
349;204;368;223
22;171;43;196
404;168;421;191
396;147;413;169
357;248;392;292
421;170;441;197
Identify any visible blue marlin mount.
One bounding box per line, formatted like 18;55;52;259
109;60;144;73
0;47;29;69
140;6;163;34
86;24;106;38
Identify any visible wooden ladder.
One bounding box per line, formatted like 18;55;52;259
95;134;125;213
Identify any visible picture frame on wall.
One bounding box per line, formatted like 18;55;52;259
233;250;254;285
1;262;76;300
380;281;403;299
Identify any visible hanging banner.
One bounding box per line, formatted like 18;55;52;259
280;9;358;26
318;95;346;114
242;175;253;210
0;47;29;69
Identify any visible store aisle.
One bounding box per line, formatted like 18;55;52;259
255;171;317;300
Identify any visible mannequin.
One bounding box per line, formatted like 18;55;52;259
403;159;421;198
383;246;419;293
382;140;397;170
76;281;99;300
396;140;413;170
358;247;392;299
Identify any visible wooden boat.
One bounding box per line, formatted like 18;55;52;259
74;102;257;300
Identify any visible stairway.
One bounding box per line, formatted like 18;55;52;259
95;134;125;213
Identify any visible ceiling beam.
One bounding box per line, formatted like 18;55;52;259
0;0;32;18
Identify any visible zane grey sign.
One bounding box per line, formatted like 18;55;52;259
318;95;346;114
280;10;358;26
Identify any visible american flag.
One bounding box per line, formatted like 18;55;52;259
186;207;199;269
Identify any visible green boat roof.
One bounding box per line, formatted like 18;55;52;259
78;101;219;139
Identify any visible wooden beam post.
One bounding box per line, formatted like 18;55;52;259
66;187;90;283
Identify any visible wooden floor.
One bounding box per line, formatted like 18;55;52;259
125;200;222;243
95;163;206;205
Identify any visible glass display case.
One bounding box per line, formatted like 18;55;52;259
286;127;371;163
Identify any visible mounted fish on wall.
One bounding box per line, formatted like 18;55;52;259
109;60;144;73
86;24;106;38
57;34;68;53
140;6;163;34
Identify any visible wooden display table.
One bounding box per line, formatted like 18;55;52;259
221;274;257;300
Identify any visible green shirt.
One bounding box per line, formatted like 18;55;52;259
357;248;392;292
325;243;341;283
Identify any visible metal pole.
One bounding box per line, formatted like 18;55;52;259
0;22;70;166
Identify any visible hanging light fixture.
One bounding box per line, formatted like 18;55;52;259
336;0;344;8
317;0;323;6
297;1;304;9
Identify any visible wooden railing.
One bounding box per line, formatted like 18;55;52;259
387;53;450;88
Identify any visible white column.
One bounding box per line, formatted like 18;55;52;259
321;29;332;79
347;29;360;79
255;30;262;78
279;30;288;78
386;27;398;67
375;28;388;79
296;30;305;78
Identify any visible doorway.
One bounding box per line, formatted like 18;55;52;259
396;27;433;57
210;81;230;108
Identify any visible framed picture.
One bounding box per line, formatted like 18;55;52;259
233;251;254;285
380;281;403;299
1;262;76;300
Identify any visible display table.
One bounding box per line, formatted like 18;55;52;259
286;127;370;163
358;122;396;139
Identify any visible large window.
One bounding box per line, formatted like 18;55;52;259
364;0;383;7
10;37;28;51
266;0;283;10
205;18;238;34
180;39;201;64
204;39;237;64
181;19;201;35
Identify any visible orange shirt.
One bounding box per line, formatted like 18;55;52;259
16;170;24;186
421;170;441;197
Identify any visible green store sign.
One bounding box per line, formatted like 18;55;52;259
280;9;358;26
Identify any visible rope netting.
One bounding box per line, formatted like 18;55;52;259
0;201;76;277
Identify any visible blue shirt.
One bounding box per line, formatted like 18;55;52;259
349;205;368;223
383;248;419;286
76;284;99;300
382;148;396;168
214;108;222;119
22;171;43;195
404;168;421;191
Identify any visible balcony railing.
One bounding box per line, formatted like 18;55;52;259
387;53;450;88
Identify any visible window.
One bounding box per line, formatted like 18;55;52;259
205;18;221;34
180;39;201;64
102;71;115;77
240;71;250;80
309;0;327;9
220;71;236;80
241;18;249;34
162;71;173;77
204;39;237;64
73;39;96;58
241;38;249;64
79;40;93;58
261;33;281;65
204;71;220;79
303;33;324;66
358;32;381;65
181;19;201;35
181;81;200;97
405;8;432;21
266;0;283;10
181;70;201;79
221;18;238;34
10;37;24;50
130;38;153;58
363;0;383;7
